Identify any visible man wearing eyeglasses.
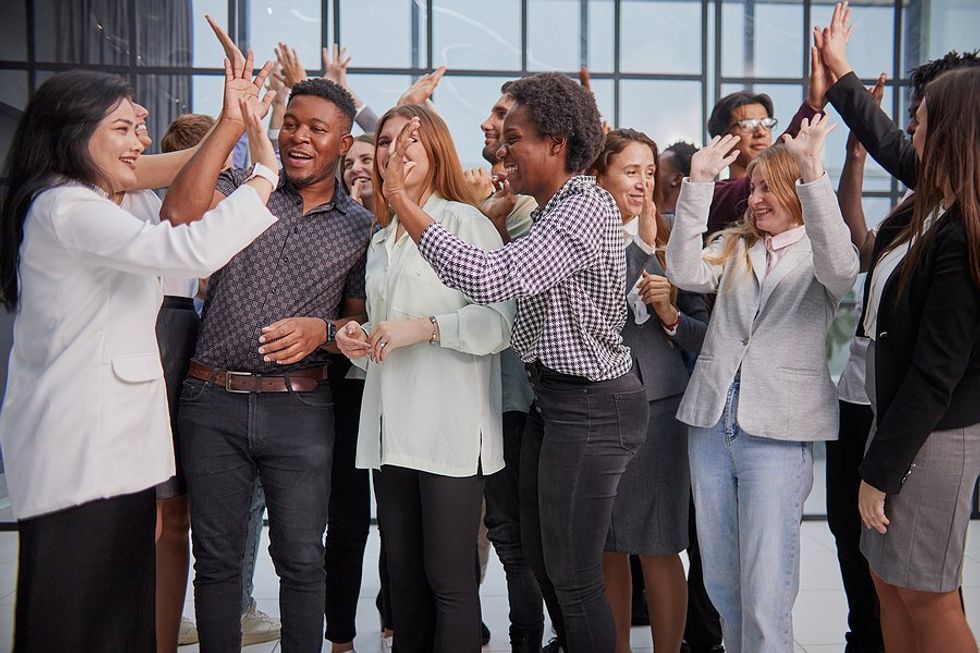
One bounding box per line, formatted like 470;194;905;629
703;73;829;236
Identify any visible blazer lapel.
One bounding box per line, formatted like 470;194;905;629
748;239;766;288
758;235;811;310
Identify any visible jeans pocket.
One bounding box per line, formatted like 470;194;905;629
179;377;209;403
614;389;648;453
287;382;334;408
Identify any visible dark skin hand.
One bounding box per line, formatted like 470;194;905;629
257;298;366;364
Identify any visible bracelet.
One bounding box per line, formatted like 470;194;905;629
660;310;681;336
428;315;439;345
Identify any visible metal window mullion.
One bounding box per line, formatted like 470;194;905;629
612;0;620;128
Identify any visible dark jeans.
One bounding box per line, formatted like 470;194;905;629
827;400;884;653
684;493;724;649
15;489;156;653
521;365;648;653
324;375;371;644
484;410;545;639
178;377;334;653
374;465;486;653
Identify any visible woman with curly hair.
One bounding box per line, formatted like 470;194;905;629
359;72;648;653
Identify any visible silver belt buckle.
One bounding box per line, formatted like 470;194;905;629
224;370;253;394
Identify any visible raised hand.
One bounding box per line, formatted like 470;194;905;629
382;116;422;204
847;74;886;157
322;44;352;86
579;66;593;94
481;174;519;239
240;94;279;174
463;167;495;200
807;37;834;111
689;134;741;183
782;113;837;182
206;16;274;125
397;66;447;106
637;178;658;249
206;14;244;70
276;42;308;87
816;2;855;80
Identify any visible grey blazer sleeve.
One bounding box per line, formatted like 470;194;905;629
355;105;380;133
674;290;709;354
666;180;724;294
796;174;860;300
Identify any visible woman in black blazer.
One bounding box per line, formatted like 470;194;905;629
854;67;980;653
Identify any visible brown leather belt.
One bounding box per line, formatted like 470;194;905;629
188;361;327;394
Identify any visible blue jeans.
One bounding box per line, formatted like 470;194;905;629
179;377;334;653
688;378;814;653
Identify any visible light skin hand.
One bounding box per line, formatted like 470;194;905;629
637;179;658;249
336;321;372;360
639;272;678;324
239;95;280;192
276;42;308;87
323;44;351;86
350;178;367;206
368;318;432;363
781;114;837;183
383;116;424;208
858;480;889;534
257;317;328;365
397;66;447;106
816;2;855;80
689;134;741;182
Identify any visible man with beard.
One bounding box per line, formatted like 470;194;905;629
161;34;372;652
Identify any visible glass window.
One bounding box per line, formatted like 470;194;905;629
528;0;580;72
247;0;322;75
34;0;130;65
0;0;27;61
435;75;516;169
432;0;521;71
861;195;898;231
811;1;894;79
587;0;615;73
722;0;804;79
820;85;895;193
341;0;422;69
345;73;414;132
620;0;702;75
137;74;195;153
619;80;703;148
188;0;229;68
588;78;615;130
906;0;980;66
136;0;193;68
192;74;225;122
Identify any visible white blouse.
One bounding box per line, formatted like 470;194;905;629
0;182;276;519
354;194;514;477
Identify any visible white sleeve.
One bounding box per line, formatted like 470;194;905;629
48;184;277;278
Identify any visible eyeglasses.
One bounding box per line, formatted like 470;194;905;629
730;117;778;133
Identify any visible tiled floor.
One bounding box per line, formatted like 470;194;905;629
0;522;977;651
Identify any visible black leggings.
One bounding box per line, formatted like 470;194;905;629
15;488;156;653
373;465;485;653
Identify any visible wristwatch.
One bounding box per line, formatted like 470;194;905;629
244;161;279;188
325;320;337;346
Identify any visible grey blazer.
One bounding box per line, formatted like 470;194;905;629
665;174;859;442
624;243;708;402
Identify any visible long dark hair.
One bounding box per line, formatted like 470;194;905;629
0;71;132;311
884;67;980;293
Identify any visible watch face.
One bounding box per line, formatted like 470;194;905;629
327;321;337;342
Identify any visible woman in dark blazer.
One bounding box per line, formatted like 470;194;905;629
855;67;980;653
591;129;709;653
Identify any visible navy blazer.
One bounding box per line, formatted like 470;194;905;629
859;206;980;494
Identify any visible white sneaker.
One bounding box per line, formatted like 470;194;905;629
240;600;282;646
177;617;199;646
381;634;394;653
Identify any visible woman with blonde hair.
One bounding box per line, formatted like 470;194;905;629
336;103;513;653
666;115;859;653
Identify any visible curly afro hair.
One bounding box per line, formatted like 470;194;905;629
909;49;980;99
507;72;605;173
288;78;357;131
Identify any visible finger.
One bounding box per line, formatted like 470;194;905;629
252;59;273;90
267;343;307;364
260;89;277;113
206;15;240;60
428;66;447;88
223;57;233;83
341;55;351;68
242;48;254;79
260;335;297;356
393;117;421;161
845;24;855;42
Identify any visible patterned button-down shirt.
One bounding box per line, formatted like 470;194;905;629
194;168;373;373
419;176;632;382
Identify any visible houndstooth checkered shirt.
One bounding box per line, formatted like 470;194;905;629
193;168;373;373
419;176;632;382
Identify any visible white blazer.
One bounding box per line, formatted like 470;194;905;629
0;182;276;519
666;174;859;442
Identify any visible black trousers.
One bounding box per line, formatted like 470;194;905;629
15;488;156;653
374;465;485;653
323;374;371;644
683;493;724;649
826;400;884;653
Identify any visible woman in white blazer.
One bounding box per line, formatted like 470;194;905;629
0;65;279;652
665;115;859;653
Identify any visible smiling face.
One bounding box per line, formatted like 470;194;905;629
87;99;144;194
596;141;656;221
376;115;432;200
496;104;561;200
748;164;801;236
730;103;773;169
343;140;375;204
133;102;152;150
481;93;515;165
278;94;352;188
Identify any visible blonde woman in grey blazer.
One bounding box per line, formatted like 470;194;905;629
665;115;859;653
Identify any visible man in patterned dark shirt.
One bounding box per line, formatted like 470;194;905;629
346;72;649;653
162;67;372;649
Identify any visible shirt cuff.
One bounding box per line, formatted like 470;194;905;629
633;234;657;256
432;313;458;349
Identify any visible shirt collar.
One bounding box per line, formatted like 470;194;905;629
764;224;807;252
621;216;639;246
280;175;351;216
531;175;597;222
